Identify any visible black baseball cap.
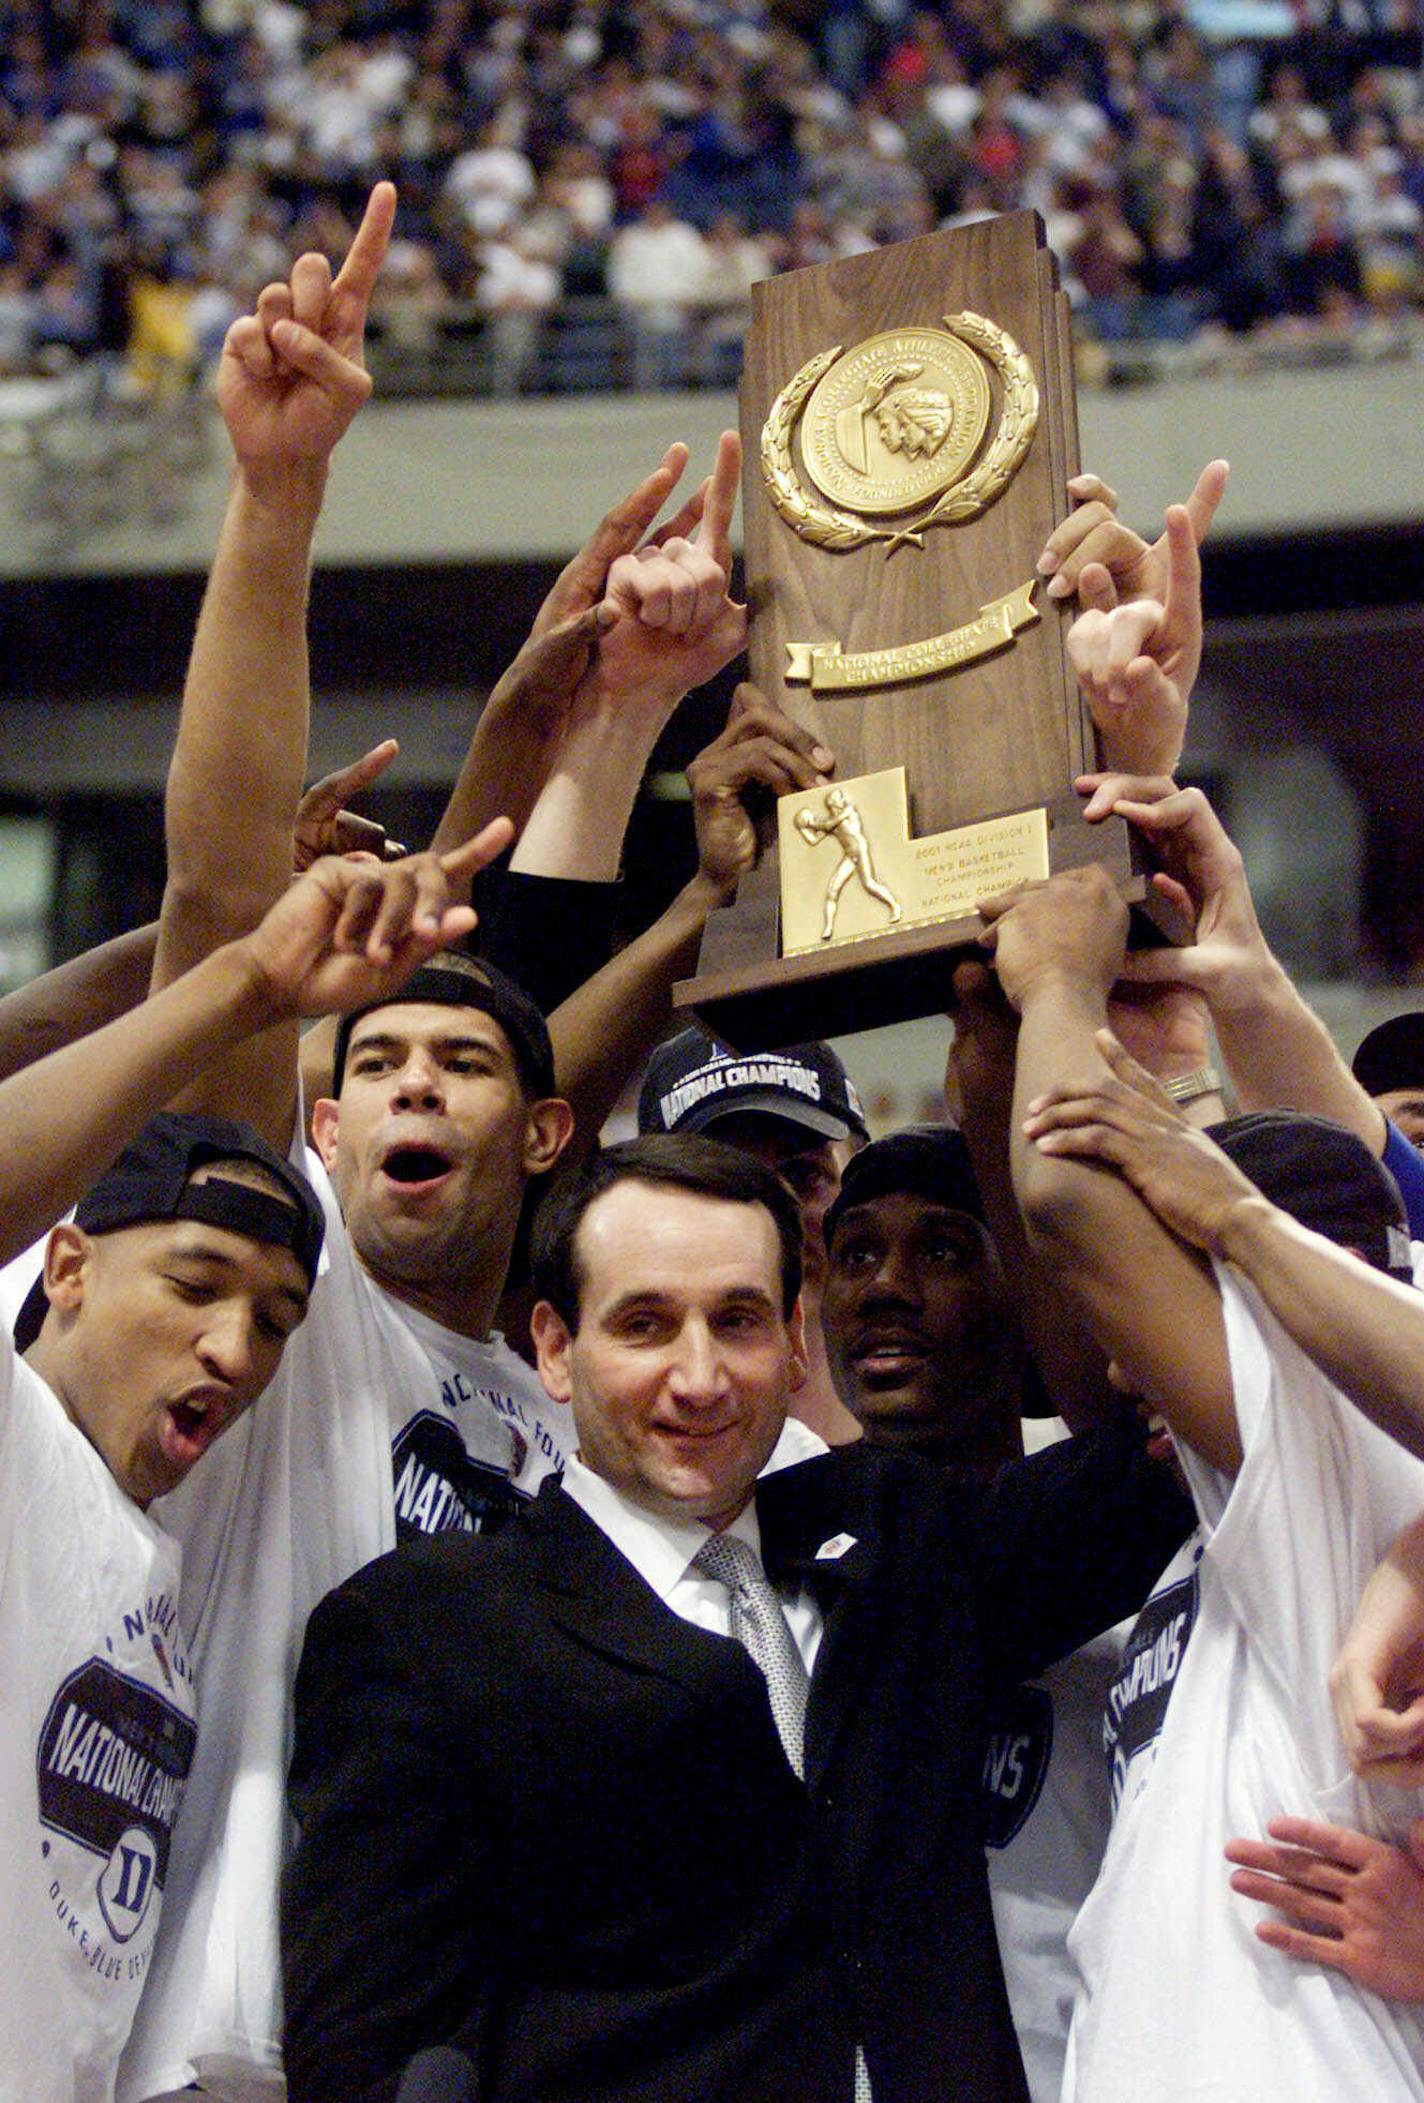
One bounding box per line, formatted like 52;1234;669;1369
637;1027;868;1146
331;953;556;1100
15;1111;325;1351
823;1124;986;1248
1352;1013;1424;1100
1209;1111;1413;1284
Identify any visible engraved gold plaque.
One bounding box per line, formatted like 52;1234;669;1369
778;766;1050;958
800;327;992;517
786;577;1040;694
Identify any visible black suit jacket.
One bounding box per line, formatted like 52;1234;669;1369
283;1424;1190;2103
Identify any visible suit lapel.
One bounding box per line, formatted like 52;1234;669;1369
758;1453;888;1790
519;1481;747;1705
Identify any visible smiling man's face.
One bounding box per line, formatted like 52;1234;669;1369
531;1178;806;1530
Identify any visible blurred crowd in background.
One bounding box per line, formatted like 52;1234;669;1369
3;0;1424;394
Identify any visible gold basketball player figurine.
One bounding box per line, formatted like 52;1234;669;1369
793;786;903;942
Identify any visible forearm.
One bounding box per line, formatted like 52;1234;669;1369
511;698;670;880
1215;1196;1424;1461
0;938;276;1263
1211;950;1386;1154
156;468;324;971
0;923;158;1083
429;694;564;859
548;870;724;1149
954;1022;1112;1430
1012;973;1240;1472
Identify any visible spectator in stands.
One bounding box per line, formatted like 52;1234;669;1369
608;196;708;387
445;110;536;237
473;220;562;393
694;206;772;381
3;2;1424;383
368;233;452;352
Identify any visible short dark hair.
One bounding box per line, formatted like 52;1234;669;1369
331;952;555;1100
530;1133;804;1329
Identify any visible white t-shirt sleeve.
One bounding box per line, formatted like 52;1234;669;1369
1178;1263;1424;1826
0;1226;54;1329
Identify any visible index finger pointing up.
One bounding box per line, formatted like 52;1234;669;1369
694;429;742;568
332;181;398;312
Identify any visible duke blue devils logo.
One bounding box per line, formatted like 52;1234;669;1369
98;1827;159;1941
37;1659;195;1942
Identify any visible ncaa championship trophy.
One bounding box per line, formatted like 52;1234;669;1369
674;210;1184;1051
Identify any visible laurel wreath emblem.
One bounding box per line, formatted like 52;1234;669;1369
761;312;1039;555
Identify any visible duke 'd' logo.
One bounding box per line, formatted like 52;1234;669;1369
38;1656;195;1943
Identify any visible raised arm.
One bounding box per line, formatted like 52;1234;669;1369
1022;1031;1424;1465
983;865;1239;1474
946;959;1115;1431
0;828;504;1268
0;923;158;1083
1083;777;1387;1158
509;429;746;880
427;430;746;926
153;182;395;1148
546;685;832;1148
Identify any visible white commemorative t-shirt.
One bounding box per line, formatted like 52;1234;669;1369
114;1139;570;2103
1063;1266;1424;2102
984;1627;1124;2103
0;1327;195;2103
984;1415;1129;2103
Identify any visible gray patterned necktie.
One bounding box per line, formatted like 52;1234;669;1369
692;1531;873;2102
694;1529;808;1777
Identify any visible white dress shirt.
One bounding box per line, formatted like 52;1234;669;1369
560;1440;826;1675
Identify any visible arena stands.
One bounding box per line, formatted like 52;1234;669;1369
2;1;1423;397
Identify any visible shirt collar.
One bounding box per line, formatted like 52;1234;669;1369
561;1453;763;1602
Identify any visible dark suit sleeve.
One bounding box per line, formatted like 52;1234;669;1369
282;1572;494;2103
956;1416;1194;1689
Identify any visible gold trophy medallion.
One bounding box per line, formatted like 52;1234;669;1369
761;310;1038;558
764;311;1042;693
800;328;991;517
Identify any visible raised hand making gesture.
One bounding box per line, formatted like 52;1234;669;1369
218;181;396;496
588;427;747;718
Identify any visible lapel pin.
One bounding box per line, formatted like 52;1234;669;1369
815;1533;857;1561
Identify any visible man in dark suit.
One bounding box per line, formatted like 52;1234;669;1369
282;1134;1190;2103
